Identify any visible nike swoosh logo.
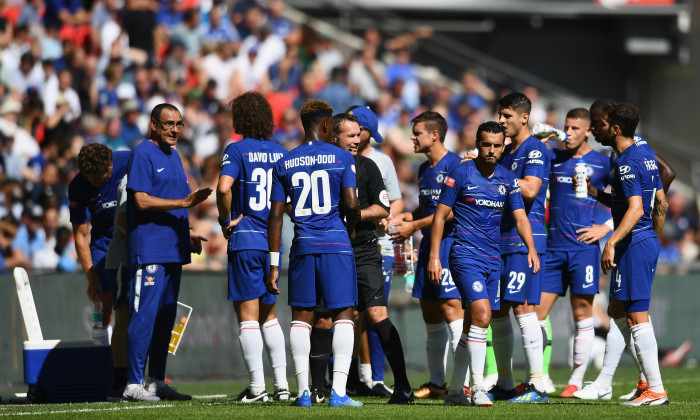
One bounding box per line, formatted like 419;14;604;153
582;283;595;288
403;391;412;398
445;287;457;292
510;290;521;294
494;298;500;303
157;168;165;172
554;163;563;167
468;186;478;190
614;289;621;293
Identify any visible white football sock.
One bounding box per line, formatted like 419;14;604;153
631;322;664;393
614;317;647;383
261;318;288;389
239;321;265;388
332;320;355;397
448;333;469;395
569;317;594;388
467;325;488;387
425;322;449;386
594;317;624;388
490;315;514;390
447;319;463;353
290;321;311;397
360;363;372;386
517;312;544;392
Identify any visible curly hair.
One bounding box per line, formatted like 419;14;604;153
77;143;112;175
299;99;333;132
229;91;274;140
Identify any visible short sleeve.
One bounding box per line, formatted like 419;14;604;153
126;150;153;195
220;144;241;180
507;175;525;211
380;156;402;201
437;167;460;208
269;163;286;203
341;153;357;190
522;143;549;181
365;159;389;212
619;161;642;198
68;176;89;225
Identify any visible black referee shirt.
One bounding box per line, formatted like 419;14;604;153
352;154;390;247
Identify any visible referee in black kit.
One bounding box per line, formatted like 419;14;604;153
310;112;414;405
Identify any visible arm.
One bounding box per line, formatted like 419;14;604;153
427;203;451;285
518;175;542;203
132;188;212;212
360;204;389;223
586;183;613;207
265;200;285;295
512;208;540;274
652;189;668;239
389;197;404;218
655;153;675;193
601;195;644;274
389;210;454;243
72;222;101;300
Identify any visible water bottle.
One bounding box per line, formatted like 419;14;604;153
575;158;588;199
394;241;407;275
91;299;103;328
532;123;567;142
404;273;415;294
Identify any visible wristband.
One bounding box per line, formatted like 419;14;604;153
218;216;231;228
270;252;280;267
604;219;614;231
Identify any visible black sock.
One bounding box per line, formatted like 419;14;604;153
113;366;127;389
372;318;409;388
309;328;332;390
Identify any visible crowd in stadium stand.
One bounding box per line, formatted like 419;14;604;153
0;0;697;273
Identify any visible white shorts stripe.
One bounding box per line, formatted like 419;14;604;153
134;268;142;312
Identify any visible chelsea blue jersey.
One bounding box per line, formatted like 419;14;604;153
127;140;192;265
69;151;130;254
547;149;610;250
220;138;287;252
417;151;462;237
610;145;662;248
439;161;524;267
499;136;550;254
270;141;356;256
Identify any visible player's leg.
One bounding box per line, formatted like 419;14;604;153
508;254;547;401
320;253;362;407
93;258;113;346
417;299;449;398
123;264;165;402
483;325;498;390
259;283;289;399
229;250;269;402
538;250;565;393
619;238;666;406
145;263;191;401
287;254;319;405
310;314;333;402
489;254;520;398
111;264;130;390
366;255;395;390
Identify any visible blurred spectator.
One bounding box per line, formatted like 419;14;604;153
120;99;143;147
201;42;237;102
317;67;362;115
0;215;21;271
11;204;48;268
11;52;44;94
266;43;303;93
201;3;240;46
385;49;419;111
348;43;386;105
44;68;81;126
171;7;203;59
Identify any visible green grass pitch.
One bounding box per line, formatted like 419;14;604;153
1;366;698;418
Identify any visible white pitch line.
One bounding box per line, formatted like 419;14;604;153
193;394;229;399
0;404;175;416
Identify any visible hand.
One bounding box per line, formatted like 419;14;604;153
86;268;102;301
427;256;442;285
388;220;415;243
348;228;356;241
185;187;213;208
222;214;245;239
573;176;595;197
267;266;280;295
601;243;616;275
528;250;540;275
190;232;208;254
576;224;612;244
535;133;556;143
460;150;478;163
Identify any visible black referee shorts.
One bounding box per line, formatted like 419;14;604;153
354;242;386;312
